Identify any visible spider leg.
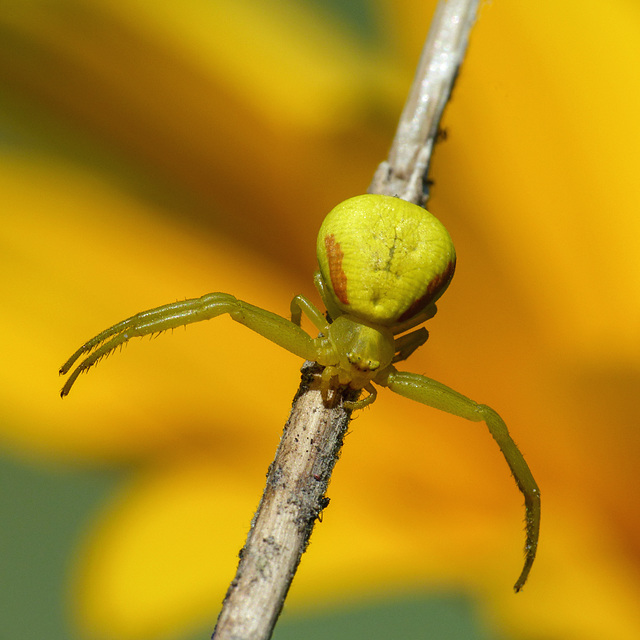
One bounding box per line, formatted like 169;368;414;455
59;298;201;376
390;303;438;336
290;295;330;333
378;367;540;592
343;383;377;410
392;327;429;363
313;271;342;322
60;293;318;396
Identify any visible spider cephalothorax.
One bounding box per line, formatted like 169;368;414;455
60;194;539;591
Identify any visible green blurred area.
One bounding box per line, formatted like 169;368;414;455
273;593;503;640
0;453;120;639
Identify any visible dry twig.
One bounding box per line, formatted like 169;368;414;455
212;1;480;638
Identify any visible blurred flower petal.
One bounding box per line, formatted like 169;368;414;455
0;0;404;268
73;455;266;639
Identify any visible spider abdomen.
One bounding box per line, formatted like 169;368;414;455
316;194;456;325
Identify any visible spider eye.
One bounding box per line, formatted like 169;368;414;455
317;194;456;326
347;352;380;372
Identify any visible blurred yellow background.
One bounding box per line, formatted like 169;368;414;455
1;1;639;639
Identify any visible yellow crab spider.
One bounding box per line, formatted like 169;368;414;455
60;194;539;591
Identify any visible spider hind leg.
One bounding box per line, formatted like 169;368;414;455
378;367;540;591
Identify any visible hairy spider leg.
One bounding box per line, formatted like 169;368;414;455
60;293;318;397
377;368;540;592
59;298;202;375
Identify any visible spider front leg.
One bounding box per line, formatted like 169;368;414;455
60;293;318;396
289;295;330;333
377;367;540;592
